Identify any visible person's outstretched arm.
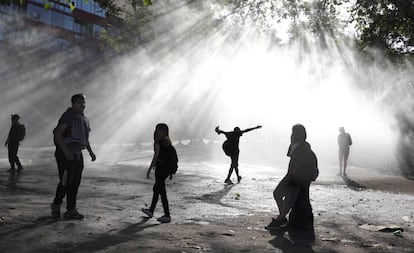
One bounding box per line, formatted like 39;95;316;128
215;126;228;135
146;143;160;179
242;125;262;134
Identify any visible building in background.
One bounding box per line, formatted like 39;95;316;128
0;0;107;57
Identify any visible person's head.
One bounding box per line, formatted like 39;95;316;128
339;127;345;133
154;123;171;144
11;114;20;123
71;94;86;113
291;124;307;143
234;127;241;133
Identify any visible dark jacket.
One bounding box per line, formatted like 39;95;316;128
53;108;90;149
7;123;24;144
287;142;318;187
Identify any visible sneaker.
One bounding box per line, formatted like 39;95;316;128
141;208;153;218
50;203;61;218
237;176;242;183
17;167;24;172
156;215;171;223
265;217;288;230
224;178;233;184
63;209;84;220
7;168;15;173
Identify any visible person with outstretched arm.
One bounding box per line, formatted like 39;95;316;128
215;125;262;184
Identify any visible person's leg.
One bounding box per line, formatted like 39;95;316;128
233;152;241;182
288;184;314;230
66;154;83;211
150;172;164;212
149;192;159;212
266;177;294;229
158;174;170;217
273;177;291;219
339;148;346;175
51;151;67;217
63;154;84;219
160;192;170;217
343;149;349;175
226;166;234;179
153;172;171;223
14;144;23;170
226;157;235;180
53;152;67;205
8;144;16;169
282;186;301;216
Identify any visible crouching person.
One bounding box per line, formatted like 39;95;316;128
266;124;318;230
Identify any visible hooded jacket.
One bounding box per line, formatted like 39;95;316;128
287;141;318;186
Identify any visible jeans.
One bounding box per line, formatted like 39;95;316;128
53;151;84;210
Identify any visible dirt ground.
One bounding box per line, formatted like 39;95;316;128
1;145;414;253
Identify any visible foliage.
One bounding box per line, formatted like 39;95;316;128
349;0;414;60
214;0;347;47
99;0;155;54
1;0;413;60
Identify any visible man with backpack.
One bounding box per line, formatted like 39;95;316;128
215;125;262;184
50;94;96;220
338;126;352;176
5;114;25;172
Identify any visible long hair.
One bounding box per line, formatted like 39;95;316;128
155;123;172;146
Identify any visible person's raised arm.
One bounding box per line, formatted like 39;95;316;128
146;143;160;179
54;124;73;161
242;125;262;134
215;126;227;135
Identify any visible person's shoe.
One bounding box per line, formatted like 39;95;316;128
141;208;153;218
237;176;242;183
224;178;233;184
156;215;171;223
17;167;23;172
265;217;288;230
50;204;61;218
7;168;15;173
63;209;84;220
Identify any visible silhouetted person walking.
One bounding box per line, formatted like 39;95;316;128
50;94;96;219
5;114;25;172
338;126;352;176
266;124;318;230
215;125;262;184
142;123;178;223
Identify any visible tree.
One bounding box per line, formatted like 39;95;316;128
350;0;414;60
97;0;160;54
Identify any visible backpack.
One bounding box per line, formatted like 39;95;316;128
291;150;319;187
17;124;26;141
347;134;352;146
164;145;179;174
222;140;233;157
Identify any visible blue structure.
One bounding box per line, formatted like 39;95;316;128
0;0;107;53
